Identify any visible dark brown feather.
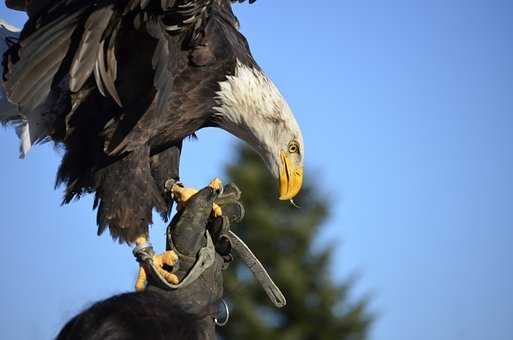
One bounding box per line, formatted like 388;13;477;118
70;6;114;93
4;10;85;113
3;0;260;244
94;144;167;243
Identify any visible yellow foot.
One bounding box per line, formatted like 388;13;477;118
212;203;222;218
135;250;179;291
134;236;179;291
209;177;223;191
171;178;223;217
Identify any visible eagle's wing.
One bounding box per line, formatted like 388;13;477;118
2;0;215;157
100;0;215;155
2;0;116;157
0;20;32;157
0;21;19;122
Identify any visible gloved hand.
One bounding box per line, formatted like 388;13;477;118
135;183;244;319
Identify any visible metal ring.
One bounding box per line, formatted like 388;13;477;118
214;299;230;327
132;242;152;256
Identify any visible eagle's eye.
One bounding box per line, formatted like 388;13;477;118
288;141;300;154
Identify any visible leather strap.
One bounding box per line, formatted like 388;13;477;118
227;231;287;308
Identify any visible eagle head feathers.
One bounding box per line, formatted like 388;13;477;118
214;60;304;200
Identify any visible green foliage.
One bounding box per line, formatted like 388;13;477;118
219;146;372;340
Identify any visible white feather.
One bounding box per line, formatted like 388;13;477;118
16;121;32;159
0;20;30;158
214;60;303;176
0;19;20;33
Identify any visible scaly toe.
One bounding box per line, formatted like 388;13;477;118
212;203;223;217
152;250;179;284
172;184;199;205
157;268;179;285
209;177;223;191
135;266;147;291
160;250;179;266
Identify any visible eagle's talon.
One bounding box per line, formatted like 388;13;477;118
157;250;179;267
135;266;147;291
171;179;223;217
209;177;223;192
156;268;179;285
171;183;199;206
212;203;223;217
135;249;179;291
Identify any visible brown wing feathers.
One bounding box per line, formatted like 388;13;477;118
69;6;114;93
4;10;86;114
2;0;252;243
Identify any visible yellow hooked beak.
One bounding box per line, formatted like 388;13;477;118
279;151;304;200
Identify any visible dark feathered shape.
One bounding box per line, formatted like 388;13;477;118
69;6;114;93
4;9;85;113
2;0;260;244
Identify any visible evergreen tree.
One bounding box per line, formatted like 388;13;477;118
219;146;372;340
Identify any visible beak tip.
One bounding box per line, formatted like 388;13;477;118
278;154;304;201
278;189;301;201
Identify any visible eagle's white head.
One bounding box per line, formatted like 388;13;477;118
214;60;304;200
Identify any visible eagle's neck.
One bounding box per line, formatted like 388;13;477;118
212;60;291;161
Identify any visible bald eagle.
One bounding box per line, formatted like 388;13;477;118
1;0;304;245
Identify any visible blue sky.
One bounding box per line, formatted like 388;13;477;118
1;1;512;339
